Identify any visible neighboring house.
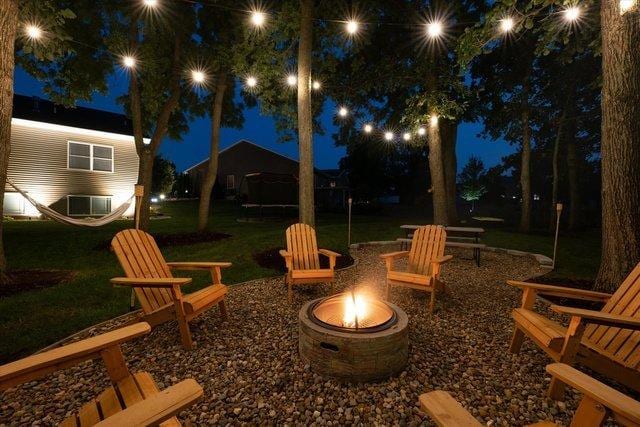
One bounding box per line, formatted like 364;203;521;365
184;139;348;210
4;95;141;218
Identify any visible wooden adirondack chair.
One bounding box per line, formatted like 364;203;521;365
508;261;640;399
0;323;203;426
111;229;231;349
380;225;453;313
279;223;341;303
419;363;640;427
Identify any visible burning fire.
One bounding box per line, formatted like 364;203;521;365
342;292;368;328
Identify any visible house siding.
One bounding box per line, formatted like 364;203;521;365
5;120;139;216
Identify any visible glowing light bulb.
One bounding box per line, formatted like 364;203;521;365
500;17;515;33
143;0;158;7
363;124;373;133
426;21;443;38
25;24;42;40
122;55;136;68
430;115;439;127
312;81;321;90
251;11;266;27
563;6;581;22
403;132;411;141
191;70;206;84
384;131;394;141
346;20;359;35
286;74;297;86
338;107;348;117
417;127;426;136
246;76;258;88
620;0;637;13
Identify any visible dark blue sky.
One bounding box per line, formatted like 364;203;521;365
14;67;515;173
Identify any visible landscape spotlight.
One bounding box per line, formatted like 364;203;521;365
345;20;359;35
143;0;158;7
286;75;297;86
620;0;637;13
563;6;581;22
363;124;373;133
251;10;266;27
417;127;426;136
430;115;439;127
312;81;321;90
426;21;443;38
384;131;394;141
246;76;258;88
500;17;515;33
191;70;206;84
122;55;136;69
338;107;349;118
24;24;42;40
403;132;412;141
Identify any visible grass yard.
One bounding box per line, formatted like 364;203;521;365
0;200;600;362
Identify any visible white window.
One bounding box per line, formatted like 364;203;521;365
226;175;235;189
3;193;24;215
68;141;114;172
68;195;112;216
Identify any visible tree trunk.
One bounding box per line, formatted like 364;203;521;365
566;133;581;230
549;110;566;232
519;77;532;233
197;75;227;232
428;119;449;225
442;119;458;224
595;1;640;291
0;0;19;285
136;150;153;230
297;0;315;226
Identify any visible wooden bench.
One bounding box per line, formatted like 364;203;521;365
396;238;486;266
0;323;203;426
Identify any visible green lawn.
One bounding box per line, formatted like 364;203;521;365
0;200;600;362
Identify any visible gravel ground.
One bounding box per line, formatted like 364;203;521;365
1;245;592;426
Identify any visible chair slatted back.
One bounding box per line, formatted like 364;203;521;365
407;226;447;276
585;262;640;369
111;229;175;314
285;223;320;271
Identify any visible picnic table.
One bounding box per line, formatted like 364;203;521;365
398;225;486;266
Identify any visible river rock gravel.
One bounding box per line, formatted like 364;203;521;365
1;245;601;426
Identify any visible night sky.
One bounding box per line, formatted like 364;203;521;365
13;67;515;173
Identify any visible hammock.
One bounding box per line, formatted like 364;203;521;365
6;178;134;227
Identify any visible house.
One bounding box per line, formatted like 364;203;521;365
4;95;141;218
184;139;348;209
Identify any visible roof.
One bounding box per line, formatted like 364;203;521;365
12;94;135;136
184;139;301;173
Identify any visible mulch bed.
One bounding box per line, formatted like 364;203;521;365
252;247;355;273
94;231;231;250
2;246;598;425
0;269;77;298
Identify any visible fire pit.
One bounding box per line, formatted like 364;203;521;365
299;291;408;382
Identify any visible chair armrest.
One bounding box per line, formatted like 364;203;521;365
550;305;640;330
0;323;151;391
167;262;232;270
379;251;409;259
419;391;482;427
95;378;204;427
432;255;453;265
318;249;341;258
279;250;291;258
546;363;640;425
110;277;192;288
507;281;612;302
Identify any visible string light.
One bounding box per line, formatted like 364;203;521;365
286;74;297;86
191;69;206;84
345;20;359;35
500;17;515;33
403;132;411;141
620;0;637;13
250;10;266;27
312;81;321;90
246;76;258;88
417;127;426;136
430;115;438;127
363;124;373;133
122;55;136;69
338;106;349;117
426;21;443;39
384;131;394;141
143;0;158;7
563;6;581;22
24;24;43;40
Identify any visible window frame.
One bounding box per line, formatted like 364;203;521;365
3;192;25;215
226;174;235;190
67;141;114;173
67;195;113;216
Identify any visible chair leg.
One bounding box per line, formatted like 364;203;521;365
218;300;228;321
177;318;194;350
509;328;525;354
429;289;436;313
549;318;585;400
